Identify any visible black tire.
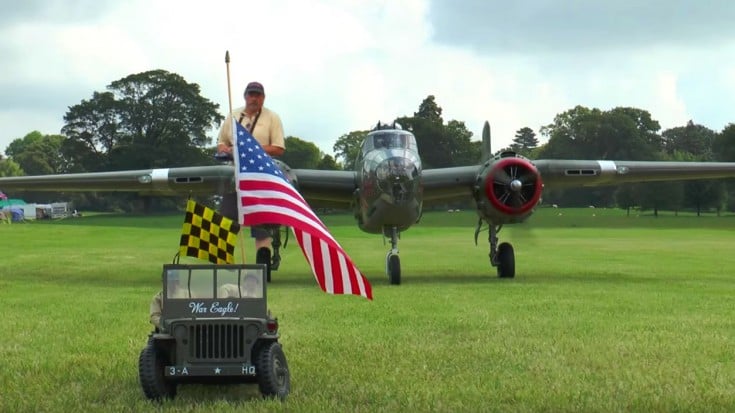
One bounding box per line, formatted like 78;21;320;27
256;247;272;283
256;342;290;400
138;343;177;401
388;254;401;285
496;242;515;278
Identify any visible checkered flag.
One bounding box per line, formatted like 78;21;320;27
179;199;240;264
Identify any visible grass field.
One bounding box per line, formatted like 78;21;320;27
1;208;734;412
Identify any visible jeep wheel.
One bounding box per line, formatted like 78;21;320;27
138;343;177;401
256;342;290;400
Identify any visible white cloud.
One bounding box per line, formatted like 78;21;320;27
1;0;734;158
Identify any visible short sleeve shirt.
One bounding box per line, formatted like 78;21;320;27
217;106;285;149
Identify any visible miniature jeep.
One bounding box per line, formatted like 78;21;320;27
138;264;290;401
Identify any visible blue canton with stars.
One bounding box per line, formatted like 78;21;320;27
236;122;285;179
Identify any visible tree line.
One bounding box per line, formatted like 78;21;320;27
1;69;735;214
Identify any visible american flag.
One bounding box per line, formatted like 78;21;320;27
232;120;373;300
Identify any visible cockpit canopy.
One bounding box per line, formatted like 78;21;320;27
362;131;418;153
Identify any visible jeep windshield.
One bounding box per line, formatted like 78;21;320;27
164;266;265;299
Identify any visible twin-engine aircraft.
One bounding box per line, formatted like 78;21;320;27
3;121;735;285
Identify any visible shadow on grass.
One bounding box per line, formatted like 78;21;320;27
173;382;264;403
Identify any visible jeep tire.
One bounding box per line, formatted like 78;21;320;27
138;343;177;401
256;342;290;400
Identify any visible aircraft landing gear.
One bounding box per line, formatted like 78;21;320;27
385;227;401;285
489;224;515;278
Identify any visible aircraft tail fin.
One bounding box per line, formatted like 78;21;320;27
480;121;492;161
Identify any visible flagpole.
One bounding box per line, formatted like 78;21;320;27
225;50;233;116
225;50;246;264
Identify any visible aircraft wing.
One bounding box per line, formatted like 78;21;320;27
0;166;236;196
0;165;358;208
4;159;735;206
290;169;356;209
533;159;735;188
420;159;735;204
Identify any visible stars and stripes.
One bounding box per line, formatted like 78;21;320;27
233;119;372;300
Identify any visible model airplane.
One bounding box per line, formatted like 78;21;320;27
3;120;735;285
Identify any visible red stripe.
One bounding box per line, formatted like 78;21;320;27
328;243;344;295
243;212;340;250
239;178;308;204
345;257;361;296
240;196;327;231
293;230;326;292
307;231;327;292
236;174;372;300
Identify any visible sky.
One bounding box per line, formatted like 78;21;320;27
2;0;735;159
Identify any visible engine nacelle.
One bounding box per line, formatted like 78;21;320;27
473;152;543;223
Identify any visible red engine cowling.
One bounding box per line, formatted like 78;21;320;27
474;154;543;223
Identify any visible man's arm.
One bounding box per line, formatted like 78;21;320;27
216;113;235;154
266;111;286;157
149;291;163;329
263;145;284;157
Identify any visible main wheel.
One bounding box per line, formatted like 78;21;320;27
388;254;401;285
138;343;177;401
256;247;272;282
496;242;515;278
256;342;290;400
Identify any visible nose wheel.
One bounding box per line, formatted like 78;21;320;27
385;227;401;285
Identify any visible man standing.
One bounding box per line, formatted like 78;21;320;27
216;81;285;274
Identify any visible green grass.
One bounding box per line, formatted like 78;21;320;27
1;209;735;412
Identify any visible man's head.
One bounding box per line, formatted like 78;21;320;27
242;273;262;297
243;81;265;115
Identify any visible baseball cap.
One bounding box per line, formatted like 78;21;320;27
244;82;265;95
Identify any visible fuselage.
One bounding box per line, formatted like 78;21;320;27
354;128;423;234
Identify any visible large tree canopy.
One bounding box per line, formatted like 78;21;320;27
397;95;478;168
333;130;369;170
280;136;322;169
538;106;662;160
5;131;67;175
61;69;223;172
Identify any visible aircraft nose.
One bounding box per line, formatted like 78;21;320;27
376;157;418;181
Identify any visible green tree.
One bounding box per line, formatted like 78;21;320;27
662;124;723;214
62;69;223;172
6;131;67;175
713;123;735;161
444;120;479;166
280;136;321;169
316;154;341;170
333;130;368;170
0;157;23;177
663;120;716;159
509;127;539;157
397;96;446;168
614;184;637;216
396;95;480;168
712;123;735;212
539;106;661;160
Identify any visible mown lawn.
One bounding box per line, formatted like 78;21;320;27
1;208;734;412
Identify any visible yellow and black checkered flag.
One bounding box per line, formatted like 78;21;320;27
179;199;241;264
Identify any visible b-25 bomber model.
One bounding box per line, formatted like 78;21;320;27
4;121;735;284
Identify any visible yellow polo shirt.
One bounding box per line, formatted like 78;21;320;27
217;106;285;150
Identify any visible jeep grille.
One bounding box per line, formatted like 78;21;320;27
189;324;247;360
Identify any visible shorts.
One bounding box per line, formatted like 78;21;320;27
220;192;272;240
